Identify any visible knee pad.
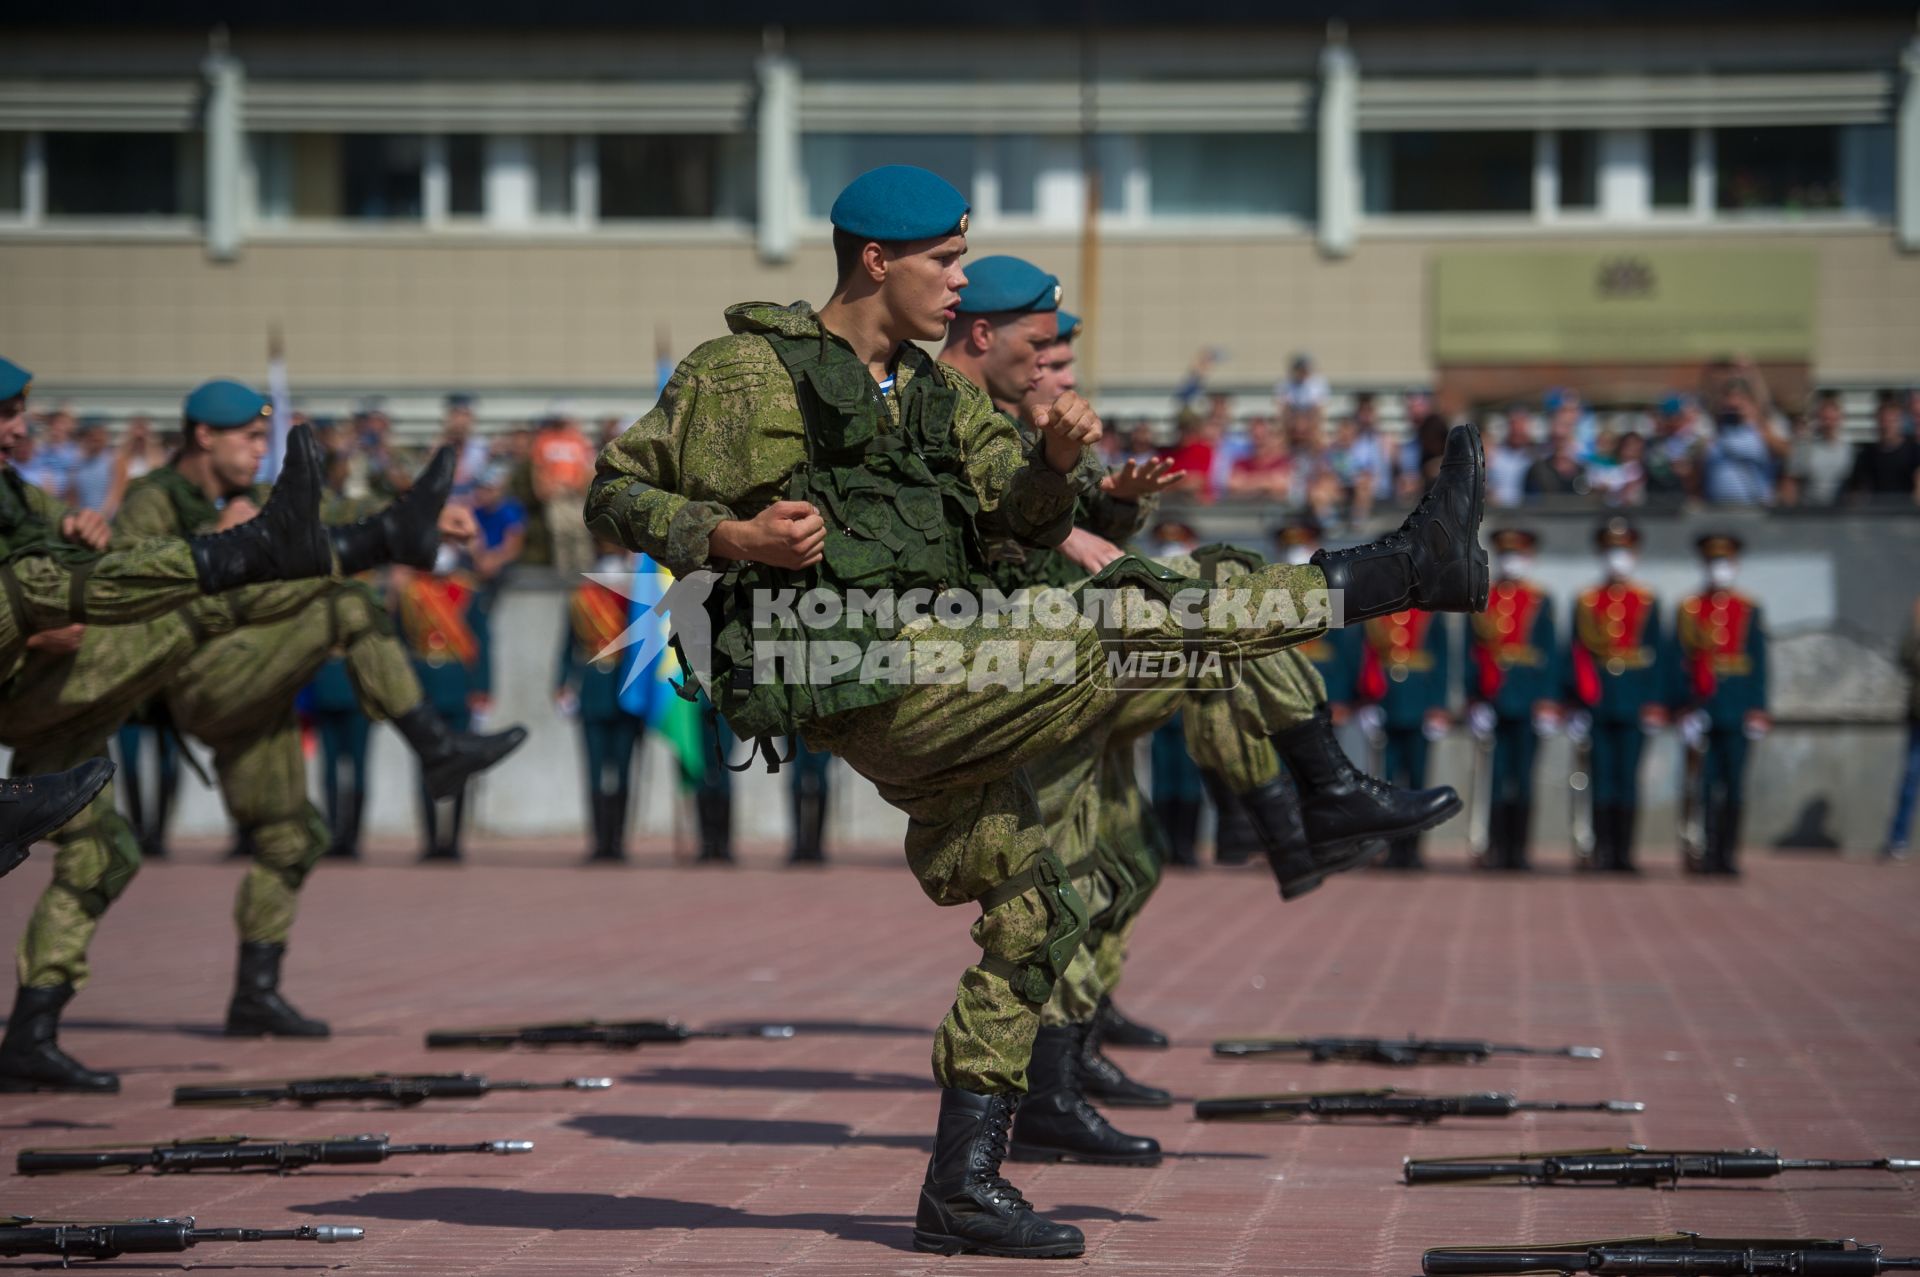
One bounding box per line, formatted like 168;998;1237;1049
975;850;1090;1006
247;805;330;892
52;815;143;916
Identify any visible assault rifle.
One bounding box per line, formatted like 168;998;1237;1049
1423;1234;1920;1275
19;1133;534;1175
1211;1035;1603;1065
174;1073;612;1107
1404;1146;1920;1187
0;1216;362;1261
1193;1089;1642;1123
426;1019;795;1050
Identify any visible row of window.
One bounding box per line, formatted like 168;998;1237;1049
0;124;1896;227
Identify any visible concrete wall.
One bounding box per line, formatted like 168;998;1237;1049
4;228;1917;417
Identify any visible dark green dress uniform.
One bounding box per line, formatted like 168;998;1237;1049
1671;533;1768;876
1468;529;1559;871
396;566;482;860
1566;519;1666;873
1356;609;1454;869
557;575;645;862
310;656;370;858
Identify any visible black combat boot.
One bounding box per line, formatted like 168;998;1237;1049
1506;802;1533;871
392;704;527;802
695;790;734;863
1155;795;1200;867
1311;424;1488;621
225;942;330;1038
1240;770;1373;899
0;984;119;1093
1096;995;1168;1050
1584;805;1611;871
788;778;826;865
1274;706;1461;854
329;446;454;575
1381;836;1423;870
1612;804;1640;874
1076;1013;1172;1109
914;1088;1085;1258
586;791;626;863
1708;799;1742;877
1009;1024;1161;1166
325;784;364;859
0;759;114;879
1198;769;1260;866
189;424;332;593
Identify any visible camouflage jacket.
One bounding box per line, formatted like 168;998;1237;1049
585;300;1101;579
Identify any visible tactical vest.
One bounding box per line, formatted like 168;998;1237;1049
695;331;987;745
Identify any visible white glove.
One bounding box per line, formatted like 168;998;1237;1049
1681;709;1710;750
1565;711;1592;745
1744;714;1771;742
1532;707;1562;738
553;690;579;720
1355;704;1386;740
1422;715;1450;743
1467;703;1496;740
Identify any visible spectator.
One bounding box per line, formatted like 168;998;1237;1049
1524;408;1589;499
1203;393;1244;494
532;403;596;577
1487;405;1539;508
1846;391;1920;504
1120;421;1159;466
17;409;77;497
1276;351;1328;413
121;414;165;483
1145;518;1199;558
1884;595;1920;861
1781;390;1853;507
1700;380;1784;505
1645;394;1701;497
470;462;529;588
1171;346;1223;411
1225;417;1292;500
66;417;118;513
503;425;549;566
1161;412;1218;502
1285;405;1334;512
1543;387;1597;460
1395;389;1445;501
438;394;492;499
1588;430;1647;507
1342;392;1394;514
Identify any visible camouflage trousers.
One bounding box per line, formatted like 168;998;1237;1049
0;539;208;683
802;556;1331;1093
11;581;423;988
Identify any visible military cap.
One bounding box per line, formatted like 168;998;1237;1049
1152;518;1198;544
829;165;969;243
1593;516;1640;550
1055;309;1083;340
0;356;30;400
445;392;474;411
184;378;272;429
1696;532;1743;560
1275;516;1323;548
1491;527;1539;553
954;256;1061;315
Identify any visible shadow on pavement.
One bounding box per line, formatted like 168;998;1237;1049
619;1066;934;1093
566;1112;931;1153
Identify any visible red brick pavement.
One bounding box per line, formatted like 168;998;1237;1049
0;841;1913;1275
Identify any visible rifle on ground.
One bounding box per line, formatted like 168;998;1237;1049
1193;1089;1642;1123
0;1216;362;1261
173;1073;612;1107
426;1019;795;1050
19;1133;534;1175
1423;1233;1920;1274
1405;1146;1920;1187
1211;1035;1603;1065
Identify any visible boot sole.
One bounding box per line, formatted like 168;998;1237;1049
1007;1142;1162;1167
1311;794;1464;855
1103;1039;1170;1051
1461;423;1490;612
224;1026;331;1038
0;1076;119;1094
912;1231;1085;1258
1083;1092;1173;1109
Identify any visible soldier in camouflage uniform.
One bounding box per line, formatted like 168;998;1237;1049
0;379;524;1094
587;167;1488;1258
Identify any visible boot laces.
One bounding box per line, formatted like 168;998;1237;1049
969;1100;1034;1212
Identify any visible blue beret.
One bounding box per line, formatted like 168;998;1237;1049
1055;309;1083;340
0;356;29;400
829;165;969;243
184;378;271;429
1657;394;1688;416
955;256;1061;315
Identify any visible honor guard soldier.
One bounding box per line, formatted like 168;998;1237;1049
311;655;372;859
395;552;487;861
1566;517;1668;872
556;541;648;863
1355;607;1455;870
1275;517;1361;707
1466;529;1560;870
1673;533;1769;876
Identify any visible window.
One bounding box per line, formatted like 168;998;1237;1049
600;134;739;220
802;133;975;219
447;134;485;217
1715;126;1840;212
1556;130;1597;210
45;132;201;217
1361;131;1533;214
1143;133;1314;218
1650;128;1692;209
531;135;574;217
0;133;21;213
251;134;423;221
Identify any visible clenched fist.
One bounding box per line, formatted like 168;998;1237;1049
1031;391;1103;475
712;500;827;571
